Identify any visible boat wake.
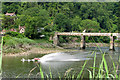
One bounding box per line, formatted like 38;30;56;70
21;52;92;62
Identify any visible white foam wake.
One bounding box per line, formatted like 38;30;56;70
38;52;91;62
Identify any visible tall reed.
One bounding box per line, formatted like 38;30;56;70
0;37;3;72
0;36;3;78
87;37;119;79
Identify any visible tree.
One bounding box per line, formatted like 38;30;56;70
80;19;100;32
54;13;71;32
2;15;17;29
18;7;49;38
71;16;82;32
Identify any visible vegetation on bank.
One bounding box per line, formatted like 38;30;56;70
115;40;120;43
1;2;120;54
3;31;56;54
3;32;35;54
2;31;120;54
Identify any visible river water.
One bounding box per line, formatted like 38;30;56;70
2;47;120;78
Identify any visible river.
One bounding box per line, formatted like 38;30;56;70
2;47;120;78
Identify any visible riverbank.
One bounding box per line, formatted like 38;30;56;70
3;42;120;57
59;43;120;48
3;46;77;57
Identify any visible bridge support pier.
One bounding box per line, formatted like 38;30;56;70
53;32;58;46
109;35;115;51
80;35;85;49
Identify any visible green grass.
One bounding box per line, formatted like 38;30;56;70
3;36;35;54
86;37;119;79
35;52;119;79
33;39;52;44
88;52;119;79
0;36;3;76
37;64;44;78
115;40;120;43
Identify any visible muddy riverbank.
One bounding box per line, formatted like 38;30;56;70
59;43;120;48
3;47;77;57
3;43;120;57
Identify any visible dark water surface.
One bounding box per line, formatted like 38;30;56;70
2;47;120;78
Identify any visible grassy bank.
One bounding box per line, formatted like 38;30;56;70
3;35;35;54
3;31;120;55
3;36;120;55
3;34;74;56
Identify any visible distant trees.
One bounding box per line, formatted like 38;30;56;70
19;7;49;38
54;13;71;32
1;2;119;42
2;15;17;29
71;16;82;32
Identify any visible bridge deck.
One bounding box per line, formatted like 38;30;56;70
57;32;120;36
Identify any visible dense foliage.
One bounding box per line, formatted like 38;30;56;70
2;2;119;42
3;35;35;53
5;31;25;38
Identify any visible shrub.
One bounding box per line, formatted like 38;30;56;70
4;48;21;54
5;31;25;38
22;38;35;45
5;39;18;49
115;40;120;43
3;35;12;45
3;36;35;53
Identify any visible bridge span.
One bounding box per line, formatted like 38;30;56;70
53;32;120;50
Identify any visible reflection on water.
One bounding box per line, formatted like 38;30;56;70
2;47;120;78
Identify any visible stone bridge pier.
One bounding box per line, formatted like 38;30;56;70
53;32;58;46
80;35;85;49
109;35;115;51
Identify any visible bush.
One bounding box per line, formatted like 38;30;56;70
22;38;35;45
5;39;18;48
3;36;35;53
3;35;12;45
4;37;35;47
115;40;120;43
4;48;21;54
5;31;25;38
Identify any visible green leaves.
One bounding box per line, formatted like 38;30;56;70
21;8;49;38
54;13;71;32
2;2;119;39
38;64;44;79
77;59;87;79
80;19;100;32
102;54;109;78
